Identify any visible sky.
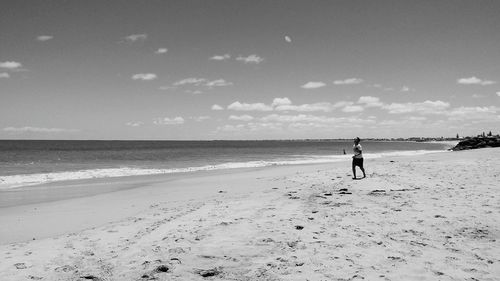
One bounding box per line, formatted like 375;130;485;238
1;0;499;140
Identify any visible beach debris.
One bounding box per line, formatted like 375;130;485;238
55;265;75;272
80;275;102;280
14;263;27;269
170;257;182;264
387;256;405;262
368;189;386;196
195;267;223;277
154;265;169;273
218;190;226;193
311;210;318;213
324;193;332;196
27;276;43;280
457;227;491;240
295;225;304;230
339;188;352;195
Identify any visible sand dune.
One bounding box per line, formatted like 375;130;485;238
1;148;499;280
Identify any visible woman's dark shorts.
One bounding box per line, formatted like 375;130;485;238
353;158;364;167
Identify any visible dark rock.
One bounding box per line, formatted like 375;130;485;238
295;225;304;230
452;136;500;151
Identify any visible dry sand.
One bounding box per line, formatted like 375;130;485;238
0;148;499;281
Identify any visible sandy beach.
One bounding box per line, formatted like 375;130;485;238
1;148;499;281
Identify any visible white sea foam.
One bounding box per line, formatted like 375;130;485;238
0;150;444;189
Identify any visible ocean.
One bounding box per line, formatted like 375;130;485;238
0;140;453;189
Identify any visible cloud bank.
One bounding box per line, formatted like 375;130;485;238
333;78;363;85
457;76;496;85
153;117;185;125
301;81;326;89
36;35;54;41
0;61;22;69
236;54;264;64
132;73;157;81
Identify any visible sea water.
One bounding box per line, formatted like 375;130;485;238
0;140;452;189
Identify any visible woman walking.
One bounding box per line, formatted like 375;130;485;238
352;137;366;179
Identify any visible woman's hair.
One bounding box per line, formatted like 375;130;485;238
355;137;361;142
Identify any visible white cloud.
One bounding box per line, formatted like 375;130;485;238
155;48;168;54
173;78;232;88
259;114;375;128
159;86;175;90
342;105;364;113
224;98;352;113
357;96;383;107
210;54;231;61
261;114;330;123
301;81;326;89
236;54;264;64
446;106;499;121
400;86;414;92
227;101;273;111
407;116;427;121
497;92;500;97
153;117;184;125
457;76;496;85
383;100;450;114
0;72;10;78
272;97;292;107
206;79;233;87
0;61;22;69
173;78;207;86
36;35;53;41
126;121;143;127
229;115;254;121
191;116;211;122
185;89;203;95
3;127;78;133
124;34;147;42
211;104;224;111
215;124;248;132
132;73;157;81
285;35;292;43
333;78;363;85
275;103;334;112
